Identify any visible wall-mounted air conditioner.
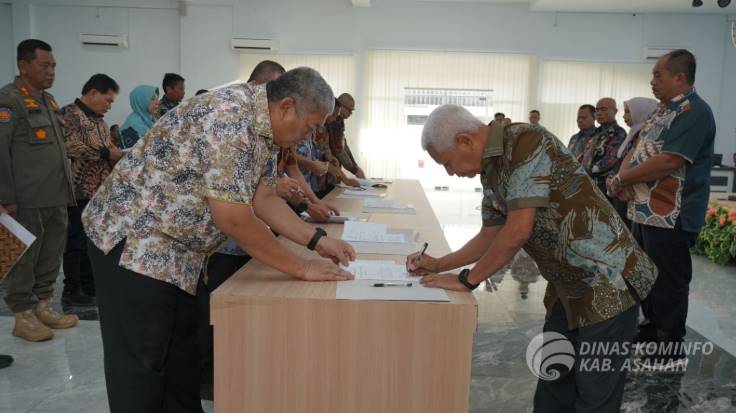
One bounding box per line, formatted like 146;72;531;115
230;38;279;53
642;47;674;62
80;34;128;48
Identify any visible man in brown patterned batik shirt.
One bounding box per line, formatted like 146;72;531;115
408;105;657;413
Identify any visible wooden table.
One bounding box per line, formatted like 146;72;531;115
211;179;478;413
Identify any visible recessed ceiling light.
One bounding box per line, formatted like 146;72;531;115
717;0;731;8
692;0;703;6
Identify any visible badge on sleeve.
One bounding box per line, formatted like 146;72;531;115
35;128;47;140
0;108;11;123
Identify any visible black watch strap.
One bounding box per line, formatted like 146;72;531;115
458;268;480;290
307;227;327;251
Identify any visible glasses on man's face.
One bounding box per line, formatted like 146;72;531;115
596;107;611;112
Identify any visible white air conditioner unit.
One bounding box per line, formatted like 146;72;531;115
230;38;279;53
642;47;674;62
79;33;128;48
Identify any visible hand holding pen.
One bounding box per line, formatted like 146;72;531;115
405;242;440;275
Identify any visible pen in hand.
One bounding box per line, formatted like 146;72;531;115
413;242;429;265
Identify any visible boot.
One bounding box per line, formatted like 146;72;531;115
12;310;54;342
34;298;79;329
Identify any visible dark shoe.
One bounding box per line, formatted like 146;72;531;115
0;354;13;369
61;289;96;307
200;381;213;401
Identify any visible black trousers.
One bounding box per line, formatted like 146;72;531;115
88;240;203;413
63;200;95;296
632;223;698;344
533;302;638;413
196;252;250;389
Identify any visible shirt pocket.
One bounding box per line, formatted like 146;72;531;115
26;115;53;145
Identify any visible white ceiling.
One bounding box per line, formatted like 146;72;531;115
415;0;736;15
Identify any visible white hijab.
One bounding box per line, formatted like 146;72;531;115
618;97;659;158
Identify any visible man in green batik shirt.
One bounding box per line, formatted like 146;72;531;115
408;104;657;412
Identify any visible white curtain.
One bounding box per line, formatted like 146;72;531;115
359;50;533;187
538;61;653;144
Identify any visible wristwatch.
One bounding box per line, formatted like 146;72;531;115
307;227;327;251
457;268;480;291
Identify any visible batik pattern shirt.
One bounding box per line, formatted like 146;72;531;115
627;89;716;232
481;123;657;329
567;126;596;162
61;99;114;200
82;83;278;294
580;122;627;191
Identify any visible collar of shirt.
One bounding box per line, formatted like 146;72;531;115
14;76;43;101
160;95;178;107
250;83;273;139
578;126;597;137
665;87;695;111
74;98;102;119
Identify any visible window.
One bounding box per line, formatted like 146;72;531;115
538;60;653;144
360;50;533;187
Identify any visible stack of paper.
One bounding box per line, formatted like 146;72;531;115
341;221;405;243
338;189;385;199
342;260;413;281
362;198;415;214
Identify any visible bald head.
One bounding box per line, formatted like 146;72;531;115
337;93;355;119
247;60;286;85
595;97;617;125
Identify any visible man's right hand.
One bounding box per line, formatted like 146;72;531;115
406;252;440;275
109;146;124;161
276;177;301;200
344;178;361;187
1;203;17;217
300;259;354;281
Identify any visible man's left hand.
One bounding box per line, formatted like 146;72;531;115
314;237;356;266
420;273;471;291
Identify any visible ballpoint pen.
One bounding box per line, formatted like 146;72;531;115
413;242;429;265
371;282;413;287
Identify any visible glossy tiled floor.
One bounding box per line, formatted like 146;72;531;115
0;188;735;412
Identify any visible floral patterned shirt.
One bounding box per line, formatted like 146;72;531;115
82;83;278;294
627;89;716;233
480;122;657;329
579;122;627;192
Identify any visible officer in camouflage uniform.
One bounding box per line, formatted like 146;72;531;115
0;39;78;342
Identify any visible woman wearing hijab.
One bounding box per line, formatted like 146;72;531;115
617;97;658;159
119;85;159;149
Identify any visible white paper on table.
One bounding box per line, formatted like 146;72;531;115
335;279;450;302
340;189;385;198
341;221;406;243
363;198;414;210
342;260;414;281
0;213;36;248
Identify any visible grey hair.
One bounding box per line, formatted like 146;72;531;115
421;104;485;151
266;67;335;114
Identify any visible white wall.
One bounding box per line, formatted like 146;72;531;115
0;3;14;83
5;0;735;160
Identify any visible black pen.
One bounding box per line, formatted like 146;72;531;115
414;242;429;264
371;282;413;287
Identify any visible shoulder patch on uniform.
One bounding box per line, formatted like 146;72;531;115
0;107;11;123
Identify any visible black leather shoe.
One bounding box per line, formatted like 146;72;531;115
61;290;97;307
0;354;13;369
